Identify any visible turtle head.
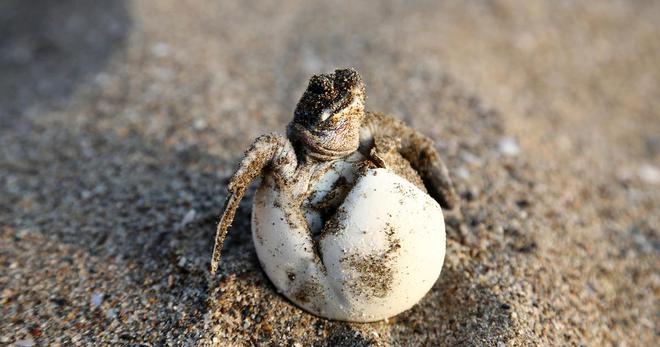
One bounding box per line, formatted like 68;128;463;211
288;68;366;161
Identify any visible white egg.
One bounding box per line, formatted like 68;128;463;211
251;155;445;322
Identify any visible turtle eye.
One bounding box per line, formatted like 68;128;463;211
320;109;333;122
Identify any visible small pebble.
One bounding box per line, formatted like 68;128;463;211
151;42;171;57
178;257;187;268
456;166;470;179
461;152;482;165
91;292;104;309
638;164;660;184
180;209;196;227
15;339;35;347
193;119;208;130
498;137;520;156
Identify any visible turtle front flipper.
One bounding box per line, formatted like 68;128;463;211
369;135;427;192
360;112;459;210
211;133;298;275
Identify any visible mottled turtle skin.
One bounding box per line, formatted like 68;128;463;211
211;68;458;321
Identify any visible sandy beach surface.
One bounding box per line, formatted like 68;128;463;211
1;1;658;345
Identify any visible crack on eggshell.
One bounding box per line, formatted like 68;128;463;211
300;154;378;266
313;175;350;221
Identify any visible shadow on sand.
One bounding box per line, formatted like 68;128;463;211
0;0;130;127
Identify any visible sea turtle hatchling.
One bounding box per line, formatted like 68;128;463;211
211;68;458;322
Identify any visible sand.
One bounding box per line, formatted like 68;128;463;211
1;0;658;345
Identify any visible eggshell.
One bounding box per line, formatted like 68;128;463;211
252;164;445;322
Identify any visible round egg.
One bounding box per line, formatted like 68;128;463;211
251;154;445;322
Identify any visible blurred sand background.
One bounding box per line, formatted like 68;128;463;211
1;0;658;345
